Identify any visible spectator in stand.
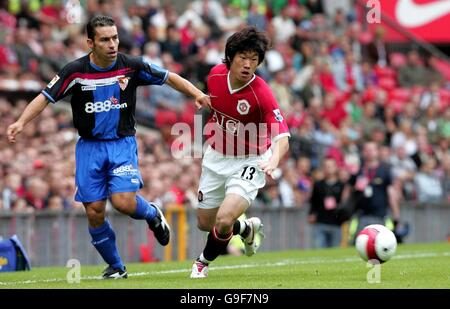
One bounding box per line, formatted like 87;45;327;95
142;41;163;67
1;172;25;211
398;50;428;88
437;107;450;139
12;197;33;213
411;133;434;170
330;8;347;37
0;29;20;78
365;26;389;67
309;158;346;248
269;70;294;112
414;157;443;203
47;195;64;211
360;101;384;141
346;142;400;238
418;102;441;144
441;153;450;202
149;54;186;115
333;51;364;92
435;136;450;164
318;61;337;92
320;92;347;129
382;105;399;144
390;145;417;200
391;119;418;157
424;55;444;86
300;73;325;107
24;176;49;210
271;5;296;44
305;0;324;15
361;60;378;87
256;180;283;209
191;0;225;40
160;24;183;63
296;156;313;204
246;2;267;31
278;164;300;208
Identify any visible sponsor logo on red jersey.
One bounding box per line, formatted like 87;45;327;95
211;108;242;136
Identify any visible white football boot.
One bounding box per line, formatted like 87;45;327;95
190;260;209;278
242;217;264;256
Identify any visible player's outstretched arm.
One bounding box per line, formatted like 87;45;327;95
258;136;289;179
165;72;211;110
7;93;49;143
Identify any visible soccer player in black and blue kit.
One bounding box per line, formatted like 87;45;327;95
7;15;211;279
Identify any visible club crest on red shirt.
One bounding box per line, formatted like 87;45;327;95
237;99;250;115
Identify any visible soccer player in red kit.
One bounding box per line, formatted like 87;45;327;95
191;27;290;278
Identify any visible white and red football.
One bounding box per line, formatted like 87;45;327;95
355;224;397;263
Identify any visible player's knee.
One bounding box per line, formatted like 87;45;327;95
197;216;213;231
215;214;234;233
85;207;105;227
112;202;133;215
110;194;135;215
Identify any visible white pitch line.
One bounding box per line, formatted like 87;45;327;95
0;251;448;286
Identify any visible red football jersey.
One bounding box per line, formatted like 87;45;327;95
205;64;290;156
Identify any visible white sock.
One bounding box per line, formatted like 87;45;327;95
198;253;211;264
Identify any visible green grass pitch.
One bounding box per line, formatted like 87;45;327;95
0;242;448;289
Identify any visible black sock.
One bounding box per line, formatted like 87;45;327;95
233;220;241;235
202;227;233;262
233;220;250;238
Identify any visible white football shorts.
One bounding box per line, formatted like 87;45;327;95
197;145;272;209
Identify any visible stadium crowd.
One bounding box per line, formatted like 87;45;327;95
0;0;449;215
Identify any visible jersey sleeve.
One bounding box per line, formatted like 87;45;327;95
41;62;79;104
259;83;290;142
136;59;169;86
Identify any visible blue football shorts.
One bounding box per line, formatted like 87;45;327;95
74;136;143;203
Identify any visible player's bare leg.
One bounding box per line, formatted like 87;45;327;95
196;207;219;232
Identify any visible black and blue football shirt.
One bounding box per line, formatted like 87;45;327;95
42;52;168;140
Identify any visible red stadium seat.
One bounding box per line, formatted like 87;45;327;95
389;88;411;102
378;77;396;91
438;89;450;107
362;86;377;103
389;100;407;113
390;52;407;68
411;86;424;97
374;65;396;79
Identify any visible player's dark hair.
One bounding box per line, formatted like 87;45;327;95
86;15;116;40
223;26;270;69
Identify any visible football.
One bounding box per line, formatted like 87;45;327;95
355;224;397;264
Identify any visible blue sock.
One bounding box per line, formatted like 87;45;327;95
130;195;157;222
89;220;124;270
